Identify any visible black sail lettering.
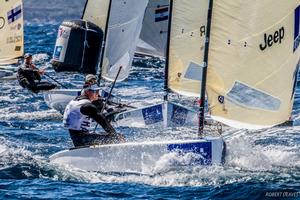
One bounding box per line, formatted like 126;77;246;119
259;33;268;51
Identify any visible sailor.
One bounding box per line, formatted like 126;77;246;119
17;53;56;93
85;74;97;85
63;83;125;147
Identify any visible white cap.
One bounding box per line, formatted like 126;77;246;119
85;74;97;83
84;83;101;92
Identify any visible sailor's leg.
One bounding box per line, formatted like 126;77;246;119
20;79;39;93
87;132;125;145
35;81;56;91
69;130;87;147
69;130;123;147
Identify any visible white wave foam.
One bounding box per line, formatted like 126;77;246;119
0;109;61;121
0;144;7;154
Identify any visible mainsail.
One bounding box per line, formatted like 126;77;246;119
0;0;24;65
136;0;169;58
206;0;300;129
82;0;110;30
101;0;149;82
167;0;208;97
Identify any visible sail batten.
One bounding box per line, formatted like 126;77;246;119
0;0;24;65
206;0;300;129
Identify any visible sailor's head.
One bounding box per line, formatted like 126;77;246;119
85;74;97;85
84;83;101;101
24;53;33;65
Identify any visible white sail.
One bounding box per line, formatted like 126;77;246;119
0;0;24;65
167;0;208;97
136;0;169;57
206;0;300;129
101;0;149;82
82;0;110;29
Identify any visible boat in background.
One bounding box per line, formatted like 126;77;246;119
44;0;149;111
0;0;24;80
135;0;169;58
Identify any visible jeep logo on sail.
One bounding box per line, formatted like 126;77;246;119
259;27;284;51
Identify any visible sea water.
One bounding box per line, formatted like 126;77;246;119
0;1;299;199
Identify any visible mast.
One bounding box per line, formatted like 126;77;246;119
81;0;89;19
198;0;213;136
164;0;173;101
98;0;113;85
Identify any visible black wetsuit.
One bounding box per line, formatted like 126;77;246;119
65;95;122;147
17;64;56;93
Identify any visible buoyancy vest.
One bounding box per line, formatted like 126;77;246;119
63;97;92;131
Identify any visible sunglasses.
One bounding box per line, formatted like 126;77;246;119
89;89;100;94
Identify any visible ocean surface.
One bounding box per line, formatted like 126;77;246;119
0;1;299;199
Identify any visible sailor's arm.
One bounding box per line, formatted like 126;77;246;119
80;103;116;134
80;103;99;118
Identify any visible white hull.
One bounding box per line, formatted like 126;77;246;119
0;70;16;80
50;137;225;173
43;89;80;114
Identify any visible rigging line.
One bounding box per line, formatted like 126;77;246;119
44;73;68;89
80;20;88;73
94;66;122;132
81;0;89;19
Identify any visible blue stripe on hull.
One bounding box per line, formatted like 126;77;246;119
167;142;212;165
142;104;163;125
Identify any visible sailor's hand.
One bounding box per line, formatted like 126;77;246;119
38;68;45;75
116;134;126;143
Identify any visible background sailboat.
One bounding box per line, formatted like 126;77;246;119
136;0;169;58
0;0;24;79
44;0;149;112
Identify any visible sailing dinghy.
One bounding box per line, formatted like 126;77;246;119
50;0;226;173
44;0;148;112
50;0;300;172
0;0;24;79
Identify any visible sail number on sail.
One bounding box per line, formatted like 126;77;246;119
0;17;5;29
259;27;284;51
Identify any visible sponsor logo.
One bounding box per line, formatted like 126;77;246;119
218;95;225;104
167;142;212;165
0;17;5;29
142;104;163;125
6;35;22;44
294;5;300;52
53;46;63;60
171;104;188;126
259;27;284;51
155;5;169;22
7;5;22;24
